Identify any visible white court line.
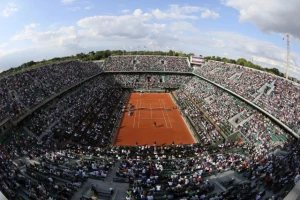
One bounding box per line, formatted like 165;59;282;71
159;99;169;128
158;100;169;128
139;99;163;101
162;100;173;128
138;99;141;128
133;100;138;128
139;118;165;120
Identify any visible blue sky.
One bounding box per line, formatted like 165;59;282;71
1;0;300;79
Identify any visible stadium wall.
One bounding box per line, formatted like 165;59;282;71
110;92;130;147
132;89;168;93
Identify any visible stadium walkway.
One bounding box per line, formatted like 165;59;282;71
73;160;128;200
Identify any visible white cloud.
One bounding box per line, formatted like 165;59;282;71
152;4;204;20
25;23;39;30
170;21;198;33
2;2;18;17
84;6;94;10
222;0;300;40
0;44;84;72
132;9;144;17
49;22;60;30
69;7;81;12
11;25;79;49
200;9;220;19
77;9;159;39
208;31;300;76
211;38;225;47
152;5;220;21
61;0;75;5
121;9;130;13
3;9;300;80
0;42;8;48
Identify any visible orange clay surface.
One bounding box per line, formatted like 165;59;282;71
114;93;196;146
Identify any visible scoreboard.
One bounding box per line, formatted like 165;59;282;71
191;56;205;64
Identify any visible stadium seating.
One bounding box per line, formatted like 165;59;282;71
111;74;193;89
105;55;192;72
0;57;298;199
0;61;103;122
194;60;300;133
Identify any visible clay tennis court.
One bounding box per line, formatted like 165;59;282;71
114;93;196;146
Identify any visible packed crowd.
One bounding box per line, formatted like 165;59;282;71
0;61;103;122
112;74;193;89
0;58;298;199
0;129;61;199
194;61;300;133
0;128;116;200
105;56;192;72
0;121;298;200
239;110;290;145
82;139;297;200
178;77;291;147
24;74;129;147
173;90;224;145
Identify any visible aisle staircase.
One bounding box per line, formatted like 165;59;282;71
72;160;128;200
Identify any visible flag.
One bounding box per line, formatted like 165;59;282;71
144;46;147;48
130;46;132;49
138;46;140;48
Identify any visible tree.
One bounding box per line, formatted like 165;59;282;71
237;58;247;66
104;50;111;58
76;53;86;59
230;59;236;64
167;50;174;56
267;68;281;76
